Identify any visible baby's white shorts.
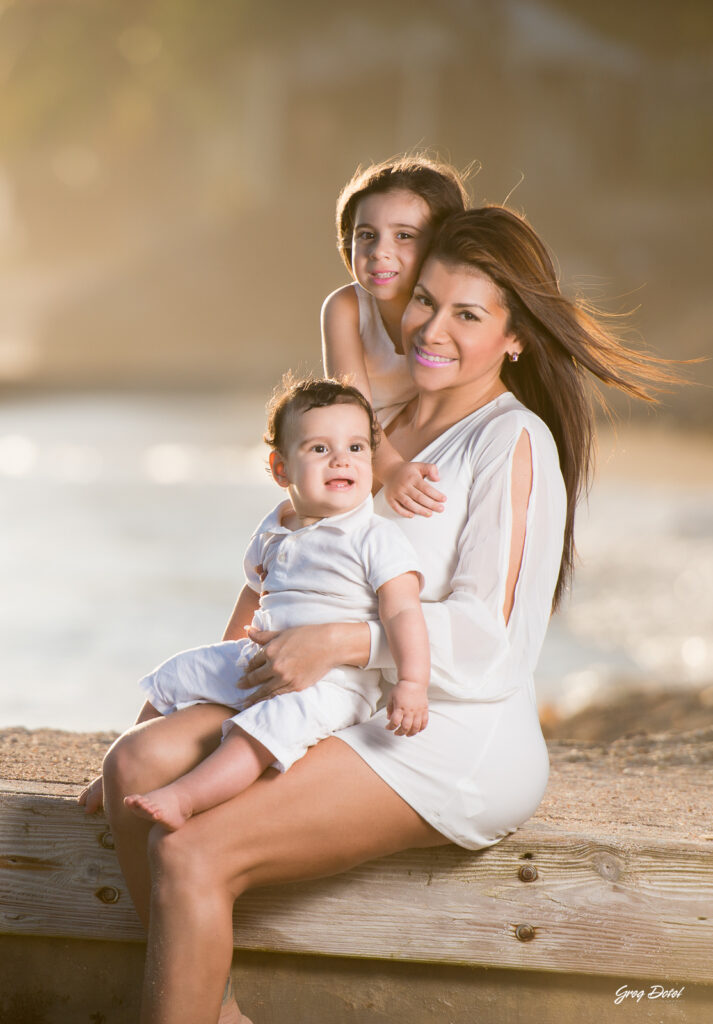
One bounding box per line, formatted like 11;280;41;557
138;639;382;772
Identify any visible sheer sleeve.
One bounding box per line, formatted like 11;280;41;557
367;413;566;701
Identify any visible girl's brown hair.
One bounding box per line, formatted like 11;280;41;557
336;154;469;273
429;205;683;609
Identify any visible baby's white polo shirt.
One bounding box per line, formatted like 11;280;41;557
244;495;423;633
226;495;424;771
139;496;424;773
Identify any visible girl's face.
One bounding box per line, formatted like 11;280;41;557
351;190;433;304
401;257;522;395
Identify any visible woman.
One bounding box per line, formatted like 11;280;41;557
88;206;674;1023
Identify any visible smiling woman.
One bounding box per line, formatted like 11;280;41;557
405;261;522;386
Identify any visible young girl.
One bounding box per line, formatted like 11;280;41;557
322;155;469;519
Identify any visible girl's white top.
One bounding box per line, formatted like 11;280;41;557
355;282;417;426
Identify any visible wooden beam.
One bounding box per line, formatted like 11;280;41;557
1;780;711;983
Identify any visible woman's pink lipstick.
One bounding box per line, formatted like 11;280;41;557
413;345;456;368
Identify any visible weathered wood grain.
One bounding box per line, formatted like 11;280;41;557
1;780;711;982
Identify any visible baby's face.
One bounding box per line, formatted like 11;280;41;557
277;403;373;523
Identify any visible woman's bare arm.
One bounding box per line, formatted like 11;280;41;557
236;620;371;706
223;584;261;641
503;429;533;624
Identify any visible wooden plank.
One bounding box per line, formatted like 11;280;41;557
1;781;712;982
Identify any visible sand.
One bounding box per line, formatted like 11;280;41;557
1;689;712;844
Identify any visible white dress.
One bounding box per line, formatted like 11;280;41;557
355;283;417;426
336;392;567;850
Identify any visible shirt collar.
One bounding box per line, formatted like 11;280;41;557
258;495;375;538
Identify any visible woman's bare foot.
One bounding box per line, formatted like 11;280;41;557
123;787;193;831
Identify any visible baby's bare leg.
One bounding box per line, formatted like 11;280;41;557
124;728;274;831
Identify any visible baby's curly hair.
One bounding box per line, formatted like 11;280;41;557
264;374;380;455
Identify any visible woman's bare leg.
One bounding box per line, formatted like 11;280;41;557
124;728;274;832
102;703;233;927
141;736;449;1024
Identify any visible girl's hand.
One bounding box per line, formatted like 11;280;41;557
386;680;429;737
382;461;446;518
78;774;104;814
237;623;357;708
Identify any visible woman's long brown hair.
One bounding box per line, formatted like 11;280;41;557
429;206;684;610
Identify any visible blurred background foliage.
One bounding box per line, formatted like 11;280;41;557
0;0;711;422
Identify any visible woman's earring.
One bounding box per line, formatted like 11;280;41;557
509;352;520;363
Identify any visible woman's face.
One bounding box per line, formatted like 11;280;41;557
401;257;522;395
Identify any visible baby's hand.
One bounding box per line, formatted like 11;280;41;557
386;680;429;737
383;461;446;519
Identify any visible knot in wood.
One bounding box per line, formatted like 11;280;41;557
515;924;535;942
593;851;624;882
518;864;538;882
99;830;115;850
95;886;120;905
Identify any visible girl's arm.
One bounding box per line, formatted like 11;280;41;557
321;285;446;518
376;455;446;519
223;583;262;641
321;285;373;400
377;573;430;737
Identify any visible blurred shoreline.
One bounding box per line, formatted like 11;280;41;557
2;391;712;734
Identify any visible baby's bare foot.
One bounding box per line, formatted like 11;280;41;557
124;789;192;831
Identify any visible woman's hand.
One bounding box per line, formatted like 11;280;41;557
382;461;446;518
386;680;429;737
237;622;370;708
78;774;104;814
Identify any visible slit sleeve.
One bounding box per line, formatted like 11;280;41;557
367;418;564;701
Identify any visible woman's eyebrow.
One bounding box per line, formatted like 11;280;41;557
414;282;491;316
453;300;491;315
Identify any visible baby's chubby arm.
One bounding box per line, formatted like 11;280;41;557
377;572;430;737
223;584;261;642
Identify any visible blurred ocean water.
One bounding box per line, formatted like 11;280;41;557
2;393;712;731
